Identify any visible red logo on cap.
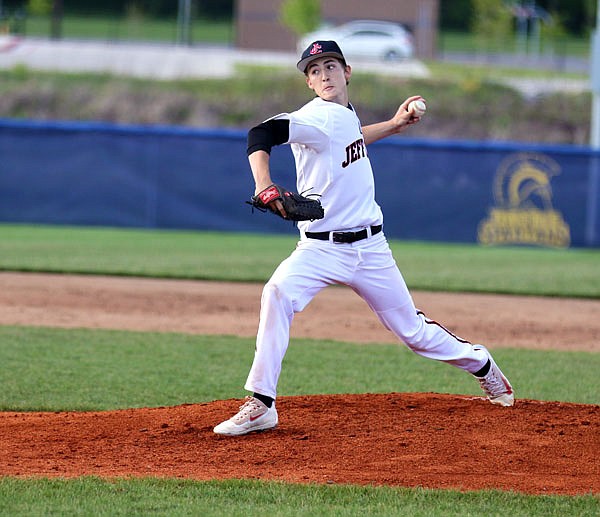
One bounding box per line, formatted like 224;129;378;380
309;43;322;55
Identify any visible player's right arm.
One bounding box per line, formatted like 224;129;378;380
362;95;424;145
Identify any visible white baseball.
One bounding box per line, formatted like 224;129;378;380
408;99;426;117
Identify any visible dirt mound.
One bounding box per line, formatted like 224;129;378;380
1;393;598;495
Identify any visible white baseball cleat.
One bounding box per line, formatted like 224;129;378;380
473;345;514;406
214;396;278;436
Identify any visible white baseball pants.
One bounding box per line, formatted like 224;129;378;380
245;231;488;399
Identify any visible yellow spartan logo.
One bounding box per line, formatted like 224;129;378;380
478;152;571;248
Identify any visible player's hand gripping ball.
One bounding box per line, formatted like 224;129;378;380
408;99;427;117
249;184;325;222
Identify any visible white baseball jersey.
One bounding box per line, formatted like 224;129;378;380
273;97;383;233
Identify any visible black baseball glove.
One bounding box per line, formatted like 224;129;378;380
248;184;324;222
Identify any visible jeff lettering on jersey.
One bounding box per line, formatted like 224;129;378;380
341;137;367;168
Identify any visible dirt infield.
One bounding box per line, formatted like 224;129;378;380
1;272;598;351
0;272;599;495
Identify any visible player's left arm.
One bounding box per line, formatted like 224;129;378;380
247;119;290;217
362;95;424;145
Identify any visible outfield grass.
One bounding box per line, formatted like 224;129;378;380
438;29;590;57
14;15;591;60
0;224;598;298
16;15;234;44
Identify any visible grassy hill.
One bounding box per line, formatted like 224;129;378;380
0;64;591;145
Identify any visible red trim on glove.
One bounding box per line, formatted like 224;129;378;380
258;185;281;204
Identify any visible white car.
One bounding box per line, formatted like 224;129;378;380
298;20;415;62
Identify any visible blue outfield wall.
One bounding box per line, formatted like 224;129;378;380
1;119;599;248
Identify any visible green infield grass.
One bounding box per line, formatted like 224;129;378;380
0;326;598;411
0;478;597;517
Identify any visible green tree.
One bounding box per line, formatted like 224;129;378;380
541;10;568;43
471;0;513;51
440;0;472;31
280;0;321;37
27;0;52;16
522;0;594;35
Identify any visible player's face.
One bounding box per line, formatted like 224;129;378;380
305;58;351;105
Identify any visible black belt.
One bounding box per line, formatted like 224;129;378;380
305;225;382;244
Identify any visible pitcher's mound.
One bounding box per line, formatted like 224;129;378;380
1;392;598;495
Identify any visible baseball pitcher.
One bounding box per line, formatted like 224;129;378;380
214;40;514;436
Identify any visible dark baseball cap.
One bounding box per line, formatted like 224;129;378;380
297;40;347;73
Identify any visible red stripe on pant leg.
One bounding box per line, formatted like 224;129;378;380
416;310;471;344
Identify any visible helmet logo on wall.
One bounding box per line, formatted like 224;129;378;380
478;153;570;248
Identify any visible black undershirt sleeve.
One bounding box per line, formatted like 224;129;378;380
247;119;290;156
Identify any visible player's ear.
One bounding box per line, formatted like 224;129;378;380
305;75;315;92
344;64;352;85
